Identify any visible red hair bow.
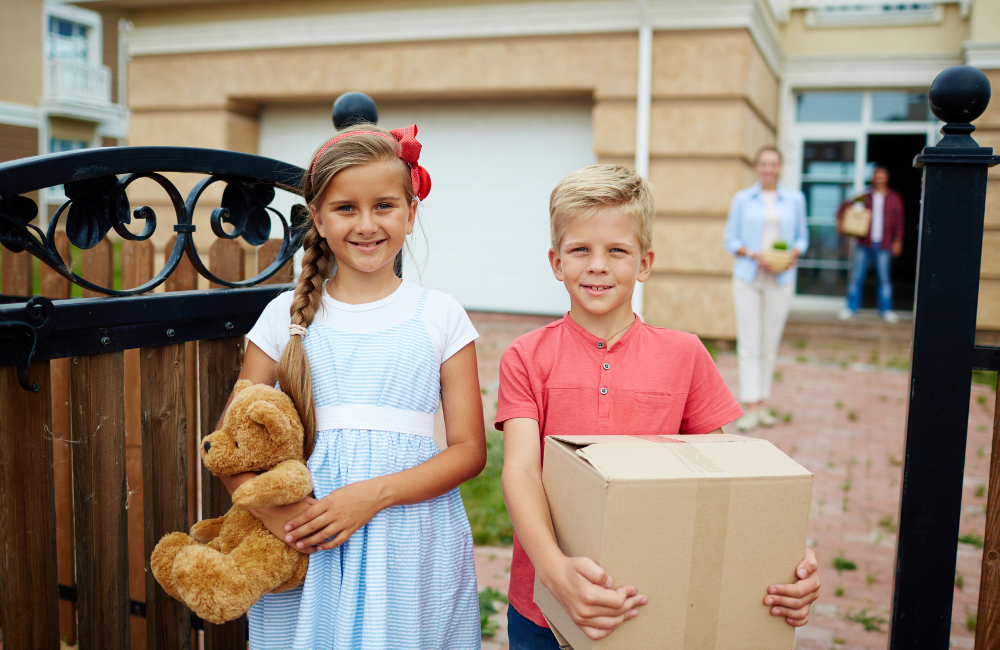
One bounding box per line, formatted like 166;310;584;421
389;125;431;201
309;124;431;201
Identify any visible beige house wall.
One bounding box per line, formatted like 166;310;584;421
976;68;1000;328
780;4;969;57
125;27;771;336
0;0;43;106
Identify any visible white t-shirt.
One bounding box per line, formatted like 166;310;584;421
871;192;885;244
247;279;479;369
760;190;781;252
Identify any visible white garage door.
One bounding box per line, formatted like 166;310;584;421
258;100;595;315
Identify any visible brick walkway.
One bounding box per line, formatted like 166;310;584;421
463;311;996;650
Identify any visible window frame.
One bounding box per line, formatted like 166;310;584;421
43;2;103;69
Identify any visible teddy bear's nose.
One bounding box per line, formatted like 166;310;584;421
203;440;211;453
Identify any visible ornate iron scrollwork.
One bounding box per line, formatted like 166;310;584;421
0;296;55;391
0;146;308;297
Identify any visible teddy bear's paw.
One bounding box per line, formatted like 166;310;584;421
150;532;198;601
232;460;313;510
173;545;260;624
190;515;227;544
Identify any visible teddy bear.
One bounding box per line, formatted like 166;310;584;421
151;379;312;624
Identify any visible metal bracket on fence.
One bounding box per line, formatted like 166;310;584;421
0;296;55;391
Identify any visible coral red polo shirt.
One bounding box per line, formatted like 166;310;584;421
495;313;743;628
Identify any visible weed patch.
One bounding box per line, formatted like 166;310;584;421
843;608;888;633
460;430;513;546
479;586;509;637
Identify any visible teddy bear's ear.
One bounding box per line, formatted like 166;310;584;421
232;379;253;397
246;400;294;448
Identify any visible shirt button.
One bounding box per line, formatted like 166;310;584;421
600;387;608;395
603;363;610;370
597;341;605;349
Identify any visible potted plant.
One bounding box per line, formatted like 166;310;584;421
761;240;795;273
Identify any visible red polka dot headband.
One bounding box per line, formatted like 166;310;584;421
309;124;431;201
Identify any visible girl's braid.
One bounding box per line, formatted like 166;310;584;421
276;226;332;459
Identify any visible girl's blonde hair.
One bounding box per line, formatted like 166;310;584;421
549;164;655;254
278;125;416;458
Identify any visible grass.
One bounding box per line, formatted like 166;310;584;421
479;586;509;637
967;607;978;633
782;412;793;423
844;608;889;633
460;430;513;546
979;446;986;459
833;553;857;573
972;370;998;392
959;533;985;549
956;571;965;591
848;410;857;422
835;400;844;410
834;584;845;597
888;455;903;467
866;571;878;586
977;484;987;498
878;515;896;534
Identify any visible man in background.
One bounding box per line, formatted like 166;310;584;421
836;165;905;323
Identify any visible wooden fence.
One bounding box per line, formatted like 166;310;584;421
0;146;301;649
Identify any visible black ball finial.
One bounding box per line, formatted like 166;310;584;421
332;92;378;130
928;65;991;124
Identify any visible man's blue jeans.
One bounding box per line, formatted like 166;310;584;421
846;244;893;314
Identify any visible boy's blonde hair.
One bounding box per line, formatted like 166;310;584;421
549;164;655;253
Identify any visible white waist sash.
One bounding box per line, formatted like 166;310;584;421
315;404;435;438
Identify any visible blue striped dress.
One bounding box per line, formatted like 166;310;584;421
245;282;481;650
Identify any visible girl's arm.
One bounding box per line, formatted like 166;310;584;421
282;341;487;550
503;418;646;640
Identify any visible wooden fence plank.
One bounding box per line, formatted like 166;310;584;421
82;238;114;298
140;344;190;650
977;379;1000;648
42;231;77;646
0;363;60;649
1;248;32;295
209;239;245;290
164;236;199;534
122;239;156;650
197;337;246;650
258;239;293;285
199;237;248;649
71;352;130;650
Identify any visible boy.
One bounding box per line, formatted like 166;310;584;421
497;165;821;648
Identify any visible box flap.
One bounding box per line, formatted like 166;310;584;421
551;434;811;481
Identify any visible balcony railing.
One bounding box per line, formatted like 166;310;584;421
46;59;111;106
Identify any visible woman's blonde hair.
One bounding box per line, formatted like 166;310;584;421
278;124;415;458
549;164;655;253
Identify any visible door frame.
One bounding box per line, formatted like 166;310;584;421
781;90;942;312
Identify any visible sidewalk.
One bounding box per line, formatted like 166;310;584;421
466;311;995;650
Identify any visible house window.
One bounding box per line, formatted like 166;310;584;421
50;138;89;153
796;92;863;122
871;92;934;122
48;16;89;62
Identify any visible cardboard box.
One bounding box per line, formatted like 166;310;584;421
533;434;813;650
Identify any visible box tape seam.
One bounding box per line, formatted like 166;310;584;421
631;435;730;478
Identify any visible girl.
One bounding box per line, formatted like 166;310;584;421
220;124;486;649
723;146;808;432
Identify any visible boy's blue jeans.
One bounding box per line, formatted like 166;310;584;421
846;244;893;314
508;604;565;650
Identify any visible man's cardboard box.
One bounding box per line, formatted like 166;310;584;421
533;434;813;650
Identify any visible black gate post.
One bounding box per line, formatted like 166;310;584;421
890;65;1000;648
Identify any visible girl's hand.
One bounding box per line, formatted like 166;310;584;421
765;548;820;627
251;497;319;553
284;479;386;551
540;554;647;640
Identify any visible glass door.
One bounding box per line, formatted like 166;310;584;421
796;141;855;297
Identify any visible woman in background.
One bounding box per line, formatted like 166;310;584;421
723;147;809;432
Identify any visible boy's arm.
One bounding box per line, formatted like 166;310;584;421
502;418;646;640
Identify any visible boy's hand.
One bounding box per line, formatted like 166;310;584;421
284;479;386;551
542;555;647;640
765;548;820;627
